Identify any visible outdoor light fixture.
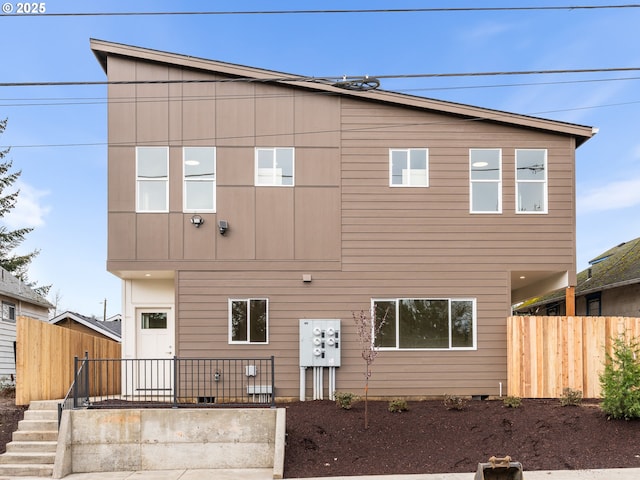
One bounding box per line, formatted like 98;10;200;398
190;215;204;228
218;220;228;235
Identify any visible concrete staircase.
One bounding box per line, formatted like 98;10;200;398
0;400;58;477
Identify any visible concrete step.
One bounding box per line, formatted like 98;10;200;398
12;430;58;442
0;463;53;477
23;409;58;421
6;440;58;453
17;419;57;432
27;400;60;411
0;451;55;464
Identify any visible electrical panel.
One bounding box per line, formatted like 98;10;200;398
299;319;341;367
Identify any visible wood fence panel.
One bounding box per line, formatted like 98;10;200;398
16;316;121;405
508;316;640;398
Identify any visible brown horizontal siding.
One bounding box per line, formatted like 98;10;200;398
176;268;511;398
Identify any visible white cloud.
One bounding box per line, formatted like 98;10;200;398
578;177;640;213
2;181;51;229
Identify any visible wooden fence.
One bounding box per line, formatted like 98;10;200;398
507;316;640;398
16;316;121;405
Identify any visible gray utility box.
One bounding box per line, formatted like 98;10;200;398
299;319;341;367
474;456;523;480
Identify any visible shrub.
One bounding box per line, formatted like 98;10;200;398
560;387;583;407
600;336;640;420
443;394;467;410
503;396;522;408
388;398;408;413
0;376;15;398
334;391;358;410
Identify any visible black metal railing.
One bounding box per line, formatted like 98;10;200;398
58;353;91;425
58;355;275;425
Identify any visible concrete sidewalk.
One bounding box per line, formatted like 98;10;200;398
9;467;639;480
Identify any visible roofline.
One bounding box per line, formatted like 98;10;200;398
49;311;121;342
90;38;596;146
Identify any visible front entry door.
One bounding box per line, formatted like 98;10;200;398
136;308;174;396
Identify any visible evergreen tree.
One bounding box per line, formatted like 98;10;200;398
0;118;49;297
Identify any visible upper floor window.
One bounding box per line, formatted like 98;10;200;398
389;149;429;187
2;302;15;323
229;298;268;344
136;147;169;212
183;147;216;212
372;298;476;350
255;148;294;186
516;149;547;214
470;149;501;213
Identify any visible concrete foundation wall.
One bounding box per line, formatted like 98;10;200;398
54;408;285;478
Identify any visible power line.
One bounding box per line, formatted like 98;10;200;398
3;75;640;108
3;98;637;150
2;4;640;17
3;67;640;88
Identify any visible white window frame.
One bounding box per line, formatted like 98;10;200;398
183;147;216;213
470;149;502;214
389;148;429;187
371;298;477;351
516;149;548;214
1;301;15;323
255;147;295;186
228;298;269;344
136;146;169;213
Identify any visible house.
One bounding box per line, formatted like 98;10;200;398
515;236;640;317
91;39;596;399
0;267;52;378
49;311;121;342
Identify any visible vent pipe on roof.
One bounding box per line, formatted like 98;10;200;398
587;268;593;279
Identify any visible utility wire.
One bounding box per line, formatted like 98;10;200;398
3;67;640;88
3;98;636;150
2;4;640;17
3;75;640;108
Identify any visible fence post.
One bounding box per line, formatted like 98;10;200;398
72;356;78;408
173;355;178;408
270;355;275;408
83;351;89;406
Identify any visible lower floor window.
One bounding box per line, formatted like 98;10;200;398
229;298;268;343
372;298;475;349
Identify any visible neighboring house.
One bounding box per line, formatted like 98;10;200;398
0;267;52;378
49;311;122;342
91;39;596;398
515;237;640;317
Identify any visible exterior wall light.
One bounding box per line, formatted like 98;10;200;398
190;215;204;228
218;220;228;235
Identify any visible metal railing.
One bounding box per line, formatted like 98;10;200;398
59;355;275;425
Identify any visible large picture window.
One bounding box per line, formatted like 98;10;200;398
137;147;169;212
372;298;475;350
255;148;294;186
516;149;547;213
390;149;429;187
229;298;268;344
470;149;501;213
183;147;216;212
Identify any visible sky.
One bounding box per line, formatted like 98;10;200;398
1;1;639;318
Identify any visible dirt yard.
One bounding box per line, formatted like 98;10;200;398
0;393;26;454
283;398;640;478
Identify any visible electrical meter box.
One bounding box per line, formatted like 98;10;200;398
299;319;341;367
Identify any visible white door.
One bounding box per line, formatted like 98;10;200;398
136;308;174;396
